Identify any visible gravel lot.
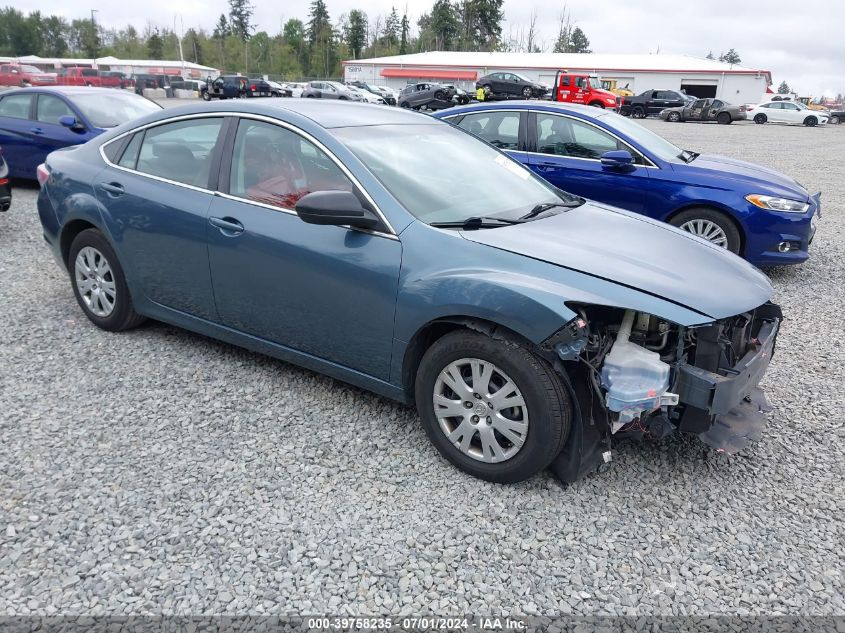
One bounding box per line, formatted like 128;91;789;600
0;116;843;617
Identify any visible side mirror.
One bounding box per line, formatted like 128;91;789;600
59;115;85;132
295;190;381;230
600;150;635;170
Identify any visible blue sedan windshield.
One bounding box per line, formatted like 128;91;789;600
599;111;685;163
335;124;564;223
72;92;162;128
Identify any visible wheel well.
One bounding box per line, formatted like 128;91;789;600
665;205;746;255
401;317;535;403
60;219;98;268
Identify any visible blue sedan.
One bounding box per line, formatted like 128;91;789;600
434;102;819;266
0;86;161;179
37;100;781;484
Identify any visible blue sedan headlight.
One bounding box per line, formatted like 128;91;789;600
745;194;810;213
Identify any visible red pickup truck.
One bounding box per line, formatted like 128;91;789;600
553;70;619;109
56;67;103;87
0;64;56;87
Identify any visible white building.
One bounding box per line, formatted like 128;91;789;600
343;51;772;103
1;55;218;79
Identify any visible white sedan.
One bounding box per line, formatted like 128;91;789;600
746;101;829;126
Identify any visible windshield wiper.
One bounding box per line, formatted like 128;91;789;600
520;200;583;220
429;216;526;230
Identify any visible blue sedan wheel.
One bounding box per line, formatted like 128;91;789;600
670;208;741;254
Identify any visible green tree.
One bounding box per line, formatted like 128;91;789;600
213;14;231;38
568;26;590;53
228;0;253;42
184;28;204;65
147;27;164;58
307;0;335;77
384;7;400;47
419;0;459;50
705;50;714;60
40;15;69;56
399;12;409;54
719;48;741;64
345;10;367;59
777;80;791;94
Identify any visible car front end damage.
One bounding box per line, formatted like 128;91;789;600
543;301;782;482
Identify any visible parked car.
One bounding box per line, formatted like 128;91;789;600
745;101;829;127
99;71;130;89
620;89;689;118
398;83;456;109
0;87;161;179
201;75;249;100
266;80;293;97
348;81;397;105
435;102;819;266
659;98;747;124
170;79;204;96
828;109;843;125
132;74;171;95
0;150;10;212
476;72;548;99
0;64;56;87
301;81;363;101
36;100;782;484
287;82;306;98
246;77;273;97
56;67;103;87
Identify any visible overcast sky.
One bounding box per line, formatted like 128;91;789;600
30;0;843;97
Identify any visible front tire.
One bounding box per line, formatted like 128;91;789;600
399;101;410;108
804;116;817;127
754;113;767;124
68;229;146;331
670;207;741;254
434;90;446;101
667;111;681;122
522;86;532;98
201;90;211;101
829;115;840;125
415;330;571;483
631;106;646;119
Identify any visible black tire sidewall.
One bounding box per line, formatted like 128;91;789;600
68;229;138;331
415;330;571;483
754;114;766;124
668;112;680;122
632;107;645;119
671;208;742;254
718;112;731;124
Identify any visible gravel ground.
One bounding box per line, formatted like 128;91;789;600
0;118;843;617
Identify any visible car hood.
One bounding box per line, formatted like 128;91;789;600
460;202;773;322
677;154;810;200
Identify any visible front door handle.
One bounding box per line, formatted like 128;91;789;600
209;216;244;235
98;182;124;196
535;164;557;172
30;127;44;135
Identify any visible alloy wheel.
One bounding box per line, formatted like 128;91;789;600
74;246;117;317
433;358;529;464
678;219;729;248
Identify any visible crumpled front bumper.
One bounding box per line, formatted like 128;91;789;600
675;307;780;453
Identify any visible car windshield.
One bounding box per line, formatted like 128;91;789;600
599;111;686;163
326;81;347;91
795;102;808;110
22;65;43;73
72;92;162;128
335;124;577;224
587;77;602;89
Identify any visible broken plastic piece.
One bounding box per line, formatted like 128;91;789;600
697;386;771;454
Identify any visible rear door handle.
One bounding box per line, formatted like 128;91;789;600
535;163;557;172
98;182;125;196
209;216;244;235
30;127;44;135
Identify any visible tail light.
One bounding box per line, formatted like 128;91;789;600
36;163;50;187
251;84;256;91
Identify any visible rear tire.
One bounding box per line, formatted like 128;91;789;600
631;106;646;119
415;330;572;484
68;229;146;332
717;112;731;125
829;115;840;125
667;111;681;122
803;116;817;127
201;91;211;101
754;113;767;124
434;90;446;101
399;101;410;108
522;86;532;98
669;207;742;254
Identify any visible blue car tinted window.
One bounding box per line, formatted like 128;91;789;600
229;119;353;210
536;113;619;160
0;94;33;119
457;111;520;150
36;95;75;125
135;118;223;187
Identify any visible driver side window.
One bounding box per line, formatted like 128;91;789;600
228;119;353;210
536;114;642;163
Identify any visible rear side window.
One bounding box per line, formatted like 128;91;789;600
117;133;143;168
457;111;520;151
228;119;353;210
135;118;224;187
0;94;33;119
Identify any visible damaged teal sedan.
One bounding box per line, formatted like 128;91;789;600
36;100;781;483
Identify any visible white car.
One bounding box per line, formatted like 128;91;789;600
746;101;829;127
287;82;306;98
345;85;386;104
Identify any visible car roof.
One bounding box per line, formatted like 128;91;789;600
0;86;127;97
141;99;440;129
434;100;613;120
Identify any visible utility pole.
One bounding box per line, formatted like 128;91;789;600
174;14;185;76
90;9;99;62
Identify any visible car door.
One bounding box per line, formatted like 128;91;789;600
95;116;226;320
33;93;91;155
205;117;401;379
526;111;649;213
687;99;707;121
780;102;803;123
706;99;722;121
0;93;38;177
453;109;525;156
762;102;785;123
